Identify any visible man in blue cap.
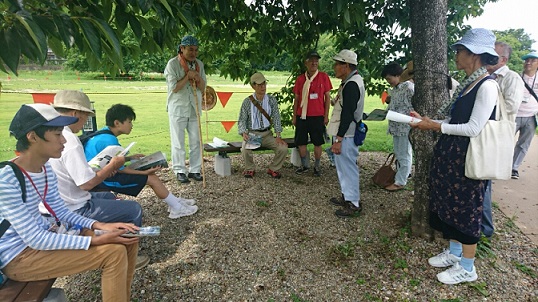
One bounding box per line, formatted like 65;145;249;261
164;35;207;183
512;51;538;179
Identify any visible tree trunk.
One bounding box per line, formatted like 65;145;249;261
409;0;449;239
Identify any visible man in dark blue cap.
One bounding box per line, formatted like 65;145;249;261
164;35;207;183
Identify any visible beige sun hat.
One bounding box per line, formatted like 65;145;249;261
53;90;95;116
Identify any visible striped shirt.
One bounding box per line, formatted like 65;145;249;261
0;162;94;269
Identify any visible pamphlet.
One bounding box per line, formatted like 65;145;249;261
121;226;161;237
207;137;229;148
245;133;262;150
386;110;422;123
88;143;135;171
128;151;168;171
364;109;388;121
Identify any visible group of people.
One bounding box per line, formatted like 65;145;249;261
1;28;537;301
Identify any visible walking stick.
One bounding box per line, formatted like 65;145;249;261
191;81;206;188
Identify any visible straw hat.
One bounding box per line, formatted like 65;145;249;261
202;86;217;111
400;61;414;83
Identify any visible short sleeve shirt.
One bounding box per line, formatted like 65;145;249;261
293;72;332;117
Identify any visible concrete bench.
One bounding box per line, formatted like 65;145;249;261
0;278;63;302
203;138;300;176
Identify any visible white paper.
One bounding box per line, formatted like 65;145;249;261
386;110;422;124
119;142;136;156
88;145;125;171
208;137;229;148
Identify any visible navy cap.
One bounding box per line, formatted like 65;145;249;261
9;104;78;139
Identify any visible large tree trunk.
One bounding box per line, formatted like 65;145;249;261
409;0;449;239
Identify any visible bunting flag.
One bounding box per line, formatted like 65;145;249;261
216;91;233;108
221;121;236;133
31;93;55;104
381;91;388;104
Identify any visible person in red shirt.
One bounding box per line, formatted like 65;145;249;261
292;51;333;176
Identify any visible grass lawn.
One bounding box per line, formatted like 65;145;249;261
0;70;392;161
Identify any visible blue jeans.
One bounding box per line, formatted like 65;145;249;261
75;192;143;227
481;180;494;237
334;137;360;207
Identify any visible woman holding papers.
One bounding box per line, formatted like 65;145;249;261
381;62;415;192
410;28;500;285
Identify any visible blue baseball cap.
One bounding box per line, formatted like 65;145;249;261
10;104;78;139
522;51;538;60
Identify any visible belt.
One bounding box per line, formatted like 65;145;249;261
252;127;270;132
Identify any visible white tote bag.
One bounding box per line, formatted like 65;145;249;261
465;85;516;180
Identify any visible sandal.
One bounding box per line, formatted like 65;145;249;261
385;184;404;192
267;169;282;179
243;170;255;178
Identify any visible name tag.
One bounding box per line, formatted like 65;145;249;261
310;93;318;99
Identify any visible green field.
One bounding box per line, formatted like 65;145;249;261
0;70;392;161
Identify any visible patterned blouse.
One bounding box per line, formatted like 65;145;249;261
387;81;415;136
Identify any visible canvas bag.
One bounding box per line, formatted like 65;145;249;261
372;153;398;187
465;85;516;180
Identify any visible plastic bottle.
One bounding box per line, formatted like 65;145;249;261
66;224;82;236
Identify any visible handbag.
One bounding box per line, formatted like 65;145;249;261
372;153;398;188
354;120;368;146
465;85;516;180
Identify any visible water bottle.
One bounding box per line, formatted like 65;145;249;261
66;224;82;236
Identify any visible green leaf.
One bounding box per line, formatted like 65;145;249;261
90;19;122;63
14;13;47;62
0;30;20;74
47;37;65;58
157;0;174;16
76;18;102;58
129;15;142;40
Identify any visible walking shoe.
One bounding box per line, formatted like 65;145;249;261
428;249;461;268
267;169;282;179
169;204;198;219
243;170;255;178
511;170;519;179
436;262;478;285
188;172;203;181
335;202;362;218
180;198;196;206
295;166;309;175
330;196;348;207
313;167;321;177
177;173;190;183
135;255;150;270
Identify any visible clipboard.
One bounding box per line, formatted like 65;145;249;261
364;109;388;121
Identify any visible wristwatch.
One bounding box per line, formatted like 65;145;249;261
334;138;342;143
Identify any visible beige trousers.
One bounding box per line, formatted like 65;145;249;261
241;130;288;171
3;241;138;302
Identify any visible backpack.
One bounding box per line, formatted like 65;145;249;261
78;129;114;147
0;161;26;238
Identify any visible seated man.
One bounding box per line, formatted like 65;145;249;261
237;72;288;178
83;104;198;219
1;103;140;302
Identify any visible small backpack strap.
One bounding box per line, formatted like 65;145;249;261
0;161;27;238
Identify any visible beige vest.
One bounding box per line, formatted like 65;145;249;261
327;73;365;137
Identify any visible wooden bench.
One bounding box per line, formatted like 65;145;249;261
0;278;56;302
203;138;297;156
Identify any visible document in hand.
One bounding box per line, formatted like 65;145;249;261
128;151;168;171
88;142;136;171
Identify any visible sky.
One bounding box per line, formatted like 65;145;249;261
465;0;538;51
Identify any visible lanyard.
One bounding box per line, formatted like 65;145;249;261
17;165;62;227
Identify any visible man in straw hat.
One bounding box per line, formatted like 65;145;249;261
49;90;149;270
292;50;333;177
238;72;288;179
1;103;140;301
164;35;207;184
511;51;538;179
327;49;365;218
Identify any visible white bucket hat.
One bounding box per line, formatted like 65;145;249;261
333;49;358;65
450;28;498;57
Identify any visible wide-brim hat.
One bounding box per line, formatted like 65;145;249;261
400;61;414;82
450;28;498;57
202;86;217;111
522;51;538;60
333;49;358;65
9;104;78;139
53;90;95;116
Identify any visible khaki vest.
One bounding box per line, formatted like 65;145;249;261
327;73;365;137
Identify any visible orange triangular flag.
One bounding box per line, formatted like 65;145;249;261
221;121;236;133
216;91;233;108
381;91;388;104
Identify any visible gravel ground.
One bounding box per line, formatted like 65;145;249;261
55;152;537;301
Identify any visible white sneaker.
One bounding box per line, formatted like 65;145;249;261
436;262;478;284
169;204;198;219
428;249;461;267
180;198;196;206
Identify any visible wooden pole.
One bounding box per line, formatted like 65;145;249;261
192;82;206;188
